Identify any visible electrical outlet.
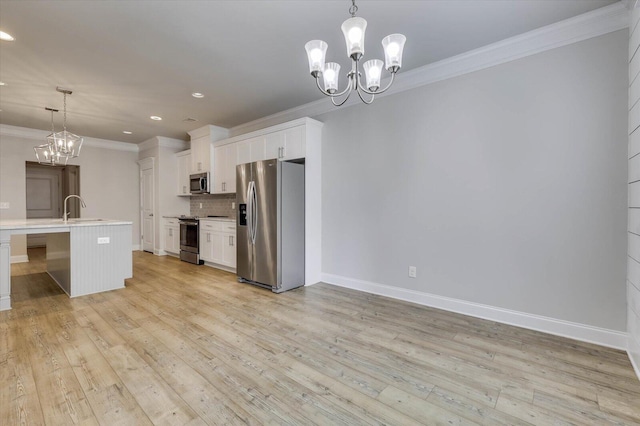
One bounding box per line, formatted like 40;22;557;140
97;237;110;244
232;202;235;210
0;202;9;209
199;203;203;209
408;266;417;278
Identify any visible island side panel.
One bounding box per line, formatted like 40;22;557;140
46;232;71;295
70;224;133;297
0;230;11;310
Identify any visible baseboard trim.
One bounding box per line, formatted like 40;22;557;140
629;334;640;380
132;245;141;251
321;273;628;350
0;295;10;311
10;255;29;264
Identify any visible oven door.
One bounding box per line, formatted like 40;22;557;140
180;220;199;253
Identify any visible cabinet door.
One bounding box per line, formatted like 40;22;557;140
199;229;213;262
211;232;225;264
177;151;191;196
282;126;305;160
265;131;284;160
224;144;238;193
164;226;174;253
237;140;250;165
223;231;237;268
249;136;266;162
191;136;211;173
213;145;225;193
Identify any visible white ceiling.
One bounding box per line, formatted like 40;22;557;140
0;0;618;144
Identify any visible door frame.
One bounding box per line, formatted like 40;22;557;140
137;157;155;253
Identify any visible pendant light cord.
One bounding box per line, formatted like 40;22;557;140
63;92;67;132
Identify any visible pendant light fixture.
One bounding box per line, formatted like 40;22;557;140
46;87;83;159
305;0;406;106
34;107;70;166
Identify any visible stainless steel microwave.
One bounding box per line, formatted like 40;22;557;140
190;172;209;194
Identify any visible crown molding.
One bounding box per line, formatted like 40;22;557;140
187;124;229;141
138;136;188;152
231;2;629;136
0;124;138;152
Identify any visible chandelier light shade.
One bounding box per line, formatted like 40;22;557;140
305;0;406;106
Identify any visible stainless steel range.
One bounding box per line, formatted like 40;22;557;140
179;216;203;265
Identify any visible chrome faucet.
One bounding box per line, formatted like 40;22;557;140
63;195;86;221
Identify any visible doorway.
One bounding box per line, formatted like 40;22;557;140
138;157;155;253
25;162;80;247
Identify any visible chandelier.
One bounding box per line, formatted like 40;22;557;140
34;107;69;166
34;87;83;166
304;0;406;106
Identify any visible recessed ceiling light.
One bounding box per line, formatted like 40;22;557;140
0;31;15;41
150;116;162;121
0;82;5;86
123;131;133;135
191;92;204;98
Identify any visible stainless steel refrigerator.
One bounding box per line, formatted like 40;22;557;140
236;159;305;293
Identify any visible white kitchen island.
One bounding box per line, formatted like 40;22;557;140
0;218;133;311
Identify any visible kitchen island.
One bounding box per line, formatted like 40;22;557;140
0;218;133;311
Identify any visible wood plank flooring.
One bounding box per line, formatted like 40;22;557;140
1;248;640;425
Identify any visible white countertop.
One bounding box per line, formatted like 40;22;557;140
198;217;236;223
0;218;133;230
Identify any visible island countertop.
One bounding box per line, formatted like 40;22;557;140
0;218;133;230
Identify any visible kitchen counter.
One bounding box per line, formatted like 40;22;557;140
198;217;236;222
0;218;133;311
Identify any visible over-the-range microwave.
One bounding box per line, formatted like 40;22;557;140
190;172;209;194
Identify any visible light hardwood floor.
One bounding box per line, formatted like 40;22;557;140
1;248;640;425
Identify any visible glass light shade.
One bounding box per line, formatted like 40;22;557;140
46;130;83;158
323;62;341;94
305;40;328;77
382;34;406;72
34;143;69;166
341;17;367;59
363;59;383;91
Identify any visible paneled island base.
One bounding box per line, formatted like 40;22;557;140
0;219;133;311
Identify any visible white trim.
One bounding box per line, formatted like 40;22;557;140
223;117;323;144
629;334;640;380
138;136;188;152
0;124;138;152
10;254;28;264
0;295;10;311
321;273;629;350
187;124;229;141
231;2;629;135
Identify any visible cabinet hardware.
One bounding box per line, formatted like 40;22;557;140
169;229;172;237
182;185;186;194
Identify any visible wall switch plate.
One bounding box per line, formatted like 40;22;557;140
199;203;203;209
408;266;417;278
97;237;110;244
0;202;9;209
232;202;235;209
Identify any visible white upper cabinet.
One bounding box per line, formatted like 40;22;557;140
213;143;237;194
190;136;211;174
265;125;305;161
188;125;230;176
176;150;191;196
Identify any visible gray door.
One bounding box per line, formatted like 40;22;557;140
236;162;251;280
252;159;279;287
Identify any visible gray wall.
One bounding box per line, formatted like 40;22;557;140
318;30;628;331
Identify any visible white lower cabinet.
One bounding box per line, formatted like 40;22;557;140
199;219;236;269
163;219;180;255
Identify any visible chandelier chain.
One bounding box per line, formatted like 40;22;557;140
349;0;358;17
63;92;67;131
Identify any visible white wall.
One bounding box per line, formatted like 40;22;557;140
0;126;141;257
318;30;628;335
628;6;640;379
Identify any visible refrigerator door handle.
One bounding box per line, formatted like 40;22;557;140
246;181;253;245
251;181;258;244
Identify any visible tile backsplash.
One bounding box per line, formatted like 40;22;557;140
190;193;236;218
